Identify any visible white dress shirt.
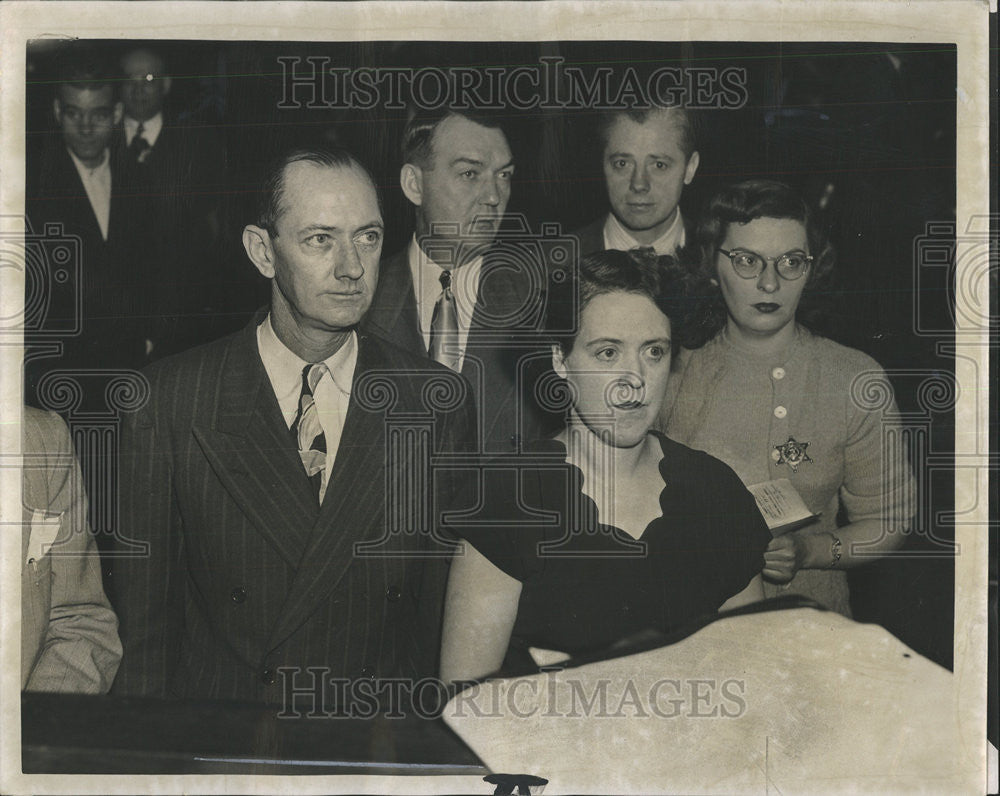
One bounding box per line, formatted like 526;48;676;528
67;148;112;241
407;235;483;373
123;113;164;148
256;315;358;500
603;209;686;256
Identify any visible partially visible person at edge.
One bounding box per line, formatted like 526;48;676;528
22;406;122;693
657;179;917;617
440;250;769;684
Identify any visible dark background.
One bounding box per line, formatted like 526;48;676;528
25;39;958;670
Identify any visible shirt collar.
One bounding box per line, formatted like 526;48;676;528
407;234;483;326
603;209;685;255
257;314;358;423
125;113;164;146
66;146;109;177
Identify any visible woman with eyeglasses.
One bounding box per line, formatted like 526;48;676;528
440;250;770;684
658;180;916;617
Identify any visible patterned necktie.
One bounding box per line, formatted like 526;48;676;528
130;122;150;164
289;362;328;501
429;269;460;372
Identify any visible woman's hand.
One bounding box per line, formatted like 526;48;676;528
762;533;809;583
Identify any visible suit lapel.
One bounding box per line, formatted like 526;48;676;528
192;316;319;568
265;333;391;650
108;150;133;249
468;250;534;336
574;216;606;256
365;248;425;356
464;252;535;445
50;144;106;248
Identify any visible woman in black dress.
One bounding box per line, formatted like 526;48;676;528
440;250;770;684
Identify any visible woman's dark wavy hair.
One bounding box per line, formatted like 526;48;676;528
546;249;711;358
691;179;836;342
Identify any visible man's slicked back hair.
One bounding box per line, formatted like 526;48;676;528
400;108;509;170
596;105;701;161
256;146;382;236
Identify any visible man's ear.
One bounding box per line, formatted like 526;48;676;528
242;225;276;279
683;151;700;186
161;75;173;96
400;163;424;207
52;97;63;124
113;101;124;126
551;343;568;379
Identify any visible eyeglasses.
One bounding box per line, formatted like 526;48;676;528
716;248;813;281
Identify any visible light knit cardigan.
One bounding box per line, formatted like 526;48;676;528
657;325;917;617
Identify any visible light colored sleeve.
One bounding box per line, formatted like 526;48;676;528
24;412;122;694
840;365;918;533
440;542;522;685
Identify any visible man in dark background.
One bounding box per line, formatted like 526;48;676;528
365;108;556;456
115;44;230;356
24;45;159;413
573;106;700;258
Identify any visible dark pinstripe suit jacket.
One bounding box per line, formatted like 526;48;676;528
363;247;558;456
111;314;476;705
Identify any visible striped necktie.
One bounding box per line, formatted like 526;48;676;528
429;269;460;372
290;362;328;500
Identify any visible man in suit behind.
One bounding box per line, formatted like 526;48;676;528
25;47;155;401
112;146;476;709
573;106;701;258
364;109;556;456
116;45;230;356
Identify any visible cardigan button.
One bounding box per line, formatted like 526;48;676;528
772;367;786;380
773;405;787;419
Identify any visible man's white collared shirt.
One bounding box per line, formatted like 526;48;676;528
67;147;112;241
124;113;164;148
603;209;686;256
257;315;358;499
407;235;482;373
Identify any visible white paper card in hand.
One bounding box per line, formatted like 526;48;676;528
25;508;61;564
747;478;817;535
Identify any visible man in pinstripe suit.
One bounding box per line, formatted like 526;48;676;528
111;147;476;710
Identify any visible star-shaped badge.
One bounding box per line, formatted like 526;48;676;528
773;437;812;472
